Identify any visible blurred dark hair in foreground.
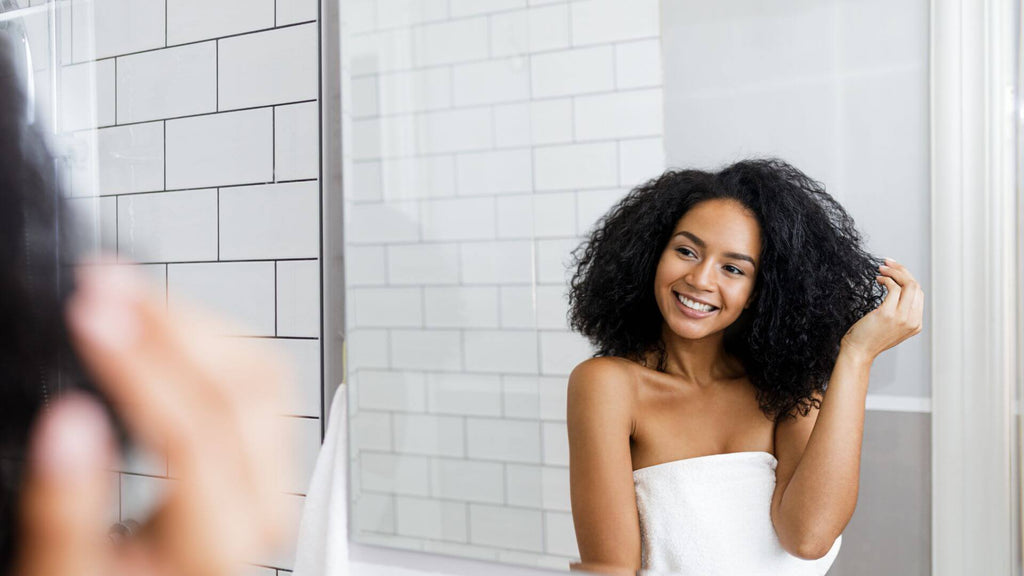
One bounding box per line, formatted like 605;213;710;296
0;33;94;574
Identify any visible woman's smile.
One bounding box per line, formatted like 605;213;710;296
674;292;719;317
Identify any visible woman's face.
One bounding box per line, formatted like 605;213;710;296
654;198;762;341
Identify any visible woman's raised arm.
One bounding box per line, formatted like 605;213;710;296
771;259;924;559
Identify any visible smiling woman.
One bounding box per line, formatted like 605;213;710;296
566;159;924;574
569;160;886;420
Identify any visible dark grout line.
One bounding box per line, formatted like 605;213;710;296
113;57;118;123
67;100;319;134
236;335;319;341
147;257;317;266
274;260;279;336
92;178;318;199
78;19;318;64
272;105;276;181
162;120;167;190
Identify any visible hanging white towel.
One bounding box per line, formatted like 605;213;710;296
292;389;350;576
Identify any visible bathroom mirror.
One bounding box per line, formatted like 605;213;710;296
341;0;932;573
29;0;1019;574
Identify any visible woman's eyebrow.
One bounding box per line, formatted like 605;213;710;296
673;231;757;267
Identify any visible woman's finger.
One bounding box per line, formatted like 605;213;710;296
876;275;901;316
910;287;925;332
65;267;196;452
15;394;116;576
879;261;923;324
879;259;919;286
878;262;918;289
67;266;289;570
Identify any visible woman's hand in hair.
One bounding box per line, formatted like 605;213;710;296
15;266;292;576
840;258;925;363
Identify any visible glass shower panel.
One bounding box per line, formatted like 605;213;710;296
342;0;662;569
1;1;109;258
0;1;57;129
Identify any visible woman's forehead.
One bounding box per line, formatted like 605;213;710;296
672;199;762;254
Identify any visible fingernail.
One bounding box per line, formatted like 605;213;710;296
31;394;111;477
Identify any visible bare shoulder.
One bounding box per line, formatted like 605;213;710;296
569;357;639;395
567;357;639;425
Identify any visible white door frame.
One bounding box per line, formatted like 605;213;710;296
930;0;1021;574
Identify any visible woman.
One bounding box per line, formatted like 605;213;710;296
566;160;923;575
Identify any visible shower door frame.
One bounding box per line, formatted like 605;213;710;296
930;0;1021;574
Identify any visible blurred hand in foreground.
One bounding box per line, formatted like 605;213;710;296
15;266;291;576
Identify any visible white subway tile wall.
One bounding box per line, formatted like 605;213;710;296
218;24;318;110
276;260;320;337
219;182;320;260
116;42;218;123
92;122;167;195
117;189;219;262
277;0;319;26
165;108;274;189
61;59;116;130
168;261;277;336
72;0;166;61
65;1;323;571
167;0;275;46
344;0;666;567
275;101;320;181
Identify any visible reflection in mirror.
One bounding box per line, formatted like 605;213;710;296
343;0;932;574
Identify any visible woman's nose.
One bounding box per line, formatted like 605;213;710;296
685;261;714;290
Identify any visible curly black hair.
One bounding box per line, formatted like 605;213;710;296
0;35;102;573
568;159;884;422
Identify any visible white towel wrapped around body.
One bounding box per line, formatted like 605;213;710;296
633;451;841;575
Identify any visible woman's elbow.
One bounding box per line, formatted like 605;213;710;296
785;533;839;561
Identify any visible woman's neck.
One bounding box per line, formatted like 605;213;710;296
658;324;740;388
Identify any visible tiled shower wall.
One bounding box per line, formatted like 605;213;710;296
343;0;664;568
58;1;321;573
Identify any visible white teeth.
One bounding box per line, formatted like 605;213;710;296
676;294;715;313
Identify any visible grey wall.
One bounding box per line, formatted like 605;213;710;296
828;411;931;575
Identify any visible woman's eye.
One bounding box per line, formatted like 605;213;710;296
676;247;695;257
724;265;743;275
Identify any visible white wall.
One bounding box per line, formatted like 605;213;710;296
342;0;665;569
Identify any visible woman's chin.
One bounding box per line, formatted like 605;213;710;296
663;314;737;342
664;322;716;342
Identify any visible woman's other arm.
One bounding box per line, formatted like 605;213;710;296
771;259;924;559
567;358;641;574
